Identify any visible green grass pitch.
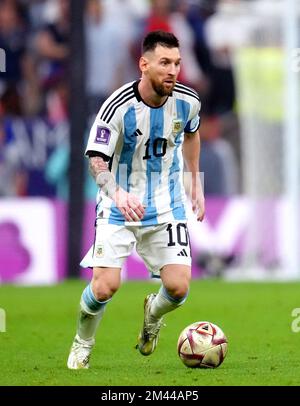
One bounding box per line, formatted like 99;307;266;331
0;279;299;386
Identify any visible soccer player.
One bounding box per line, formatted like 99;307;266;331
67;30;205;369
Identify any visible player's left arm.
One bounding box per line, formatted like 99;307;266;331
183;130;205;222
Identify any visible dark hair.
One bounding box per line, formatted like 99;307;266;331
142;30;179;54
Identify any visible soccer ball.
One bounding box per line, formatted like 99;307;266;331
177;321;228;368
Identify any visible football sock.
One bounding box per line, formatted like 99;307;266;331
150;285;188;322
77;283;111;341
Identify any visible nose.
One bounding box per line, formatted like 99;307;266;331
169;63;178;76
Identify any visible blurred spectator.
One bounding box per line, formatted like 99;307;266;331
0;85;22;116
200;114;239;195
23;0;59;30
103;0;149;39
1;116;69;197
25;0;44;28
169;0;206;92
143;0;204;90
186;0;217;75
0;0;39;116
44;135;69;200
101;0;150;84
35;0;70;124
35;0;69;80
200;115;225;195
145;0;171;33
45;129;98;201
0;0;28;87
0;120;27;196
85;0;129;117
202;0;258;115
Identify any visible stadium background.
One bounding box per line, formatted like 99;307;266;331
0;0;300;387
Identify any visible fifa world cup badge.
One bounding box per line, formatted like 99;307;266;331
172;119;183;134
95;245;104;258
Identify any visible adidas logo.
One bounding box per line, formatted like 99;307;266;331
177;249;189;257
132;129;142;137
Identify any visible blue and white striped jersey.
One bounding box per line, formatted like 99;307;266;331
85;80;201;225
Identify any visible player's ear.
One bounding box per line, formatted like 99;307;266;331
139;56;148;73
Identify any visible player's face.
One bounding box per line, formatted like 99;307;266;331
144;45;181;97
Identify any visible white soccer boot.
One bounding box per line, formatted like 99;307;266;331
136;293;164;356
67;334;95;369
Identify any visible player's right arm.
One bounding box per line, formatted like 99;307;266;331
85;85;145;221
88;154;145;222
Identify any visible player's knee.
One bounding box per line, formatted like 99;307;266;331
166;283;189;302
91;279;120;301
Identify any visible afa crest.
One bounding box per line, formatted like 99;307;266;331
172;119;183;134
95;244;104;258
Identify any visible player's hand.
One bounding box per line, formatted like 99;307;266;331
192;193;205;222
112;188;145;222
191;180;205;222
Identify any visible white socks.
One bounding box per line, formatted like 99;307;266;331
150;285;188;322
76;284;111;341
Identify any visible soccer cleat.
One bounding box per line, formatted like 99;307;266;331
67;334;95;370
136;293;164;356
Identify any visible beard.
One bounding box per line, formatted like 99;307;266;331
151;78;175;97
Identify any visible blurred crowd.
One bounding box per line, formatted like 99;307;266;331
0;0;244;199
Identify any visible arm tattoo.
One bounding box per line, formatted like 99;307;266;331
89;156;107;179
89;157;118;198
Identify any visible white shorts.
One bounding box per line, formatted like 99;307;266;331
80;221;192;277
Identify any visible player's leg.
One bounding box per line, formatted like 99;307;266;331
136;222;191;355
67;267;121;370
68;223;136;369
149;264;191;320
78;266;121;341
137;265;190;356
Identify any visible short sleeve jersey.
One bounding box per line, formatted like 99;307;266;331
85;80;201;225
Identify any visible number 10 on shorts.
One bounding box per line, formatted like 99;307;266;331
166;223;189;247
